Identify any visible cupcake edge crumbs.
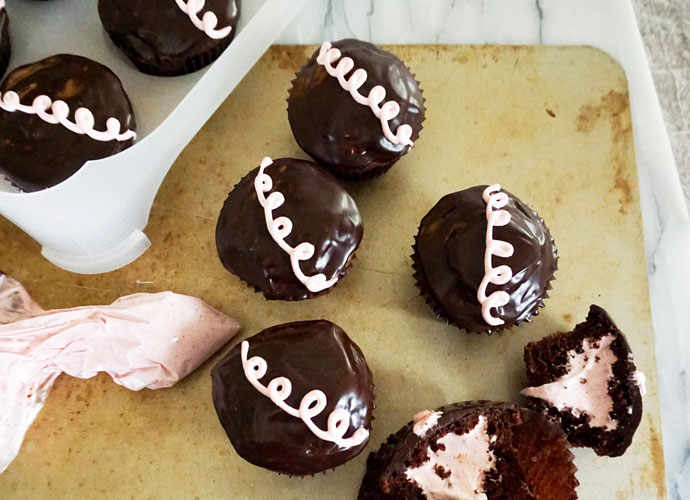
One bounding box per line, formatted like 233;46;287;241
211;320;375;476
216;157;363;301
288;39;425;180
358;401;577;500
522;305;645;457
413;184;558;334
0;54;136;192
98;0;241;76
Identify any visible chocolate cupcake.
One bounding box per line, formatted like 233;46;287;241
0;54;136;192
211;320;375;476
358;401;577;500
0;1;9;78
287;39;425;180
522;305;645;457
216;157;363;301
98;0;240;76
412;184;558;333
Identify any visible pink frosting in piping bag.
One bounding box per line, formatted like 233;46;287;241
0;275;241;473
0;275;43;324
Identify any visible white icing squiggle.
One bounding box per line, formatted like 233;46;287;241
241;341;369;448
254;157;338;293
477;185;515;326
316;41;414;147
0;91;136;142
174;0;233;39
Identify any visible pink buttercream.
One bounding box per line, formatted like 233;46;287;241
406;415;496;500
413;409;443;437
521;335;619;430
0;276;240;473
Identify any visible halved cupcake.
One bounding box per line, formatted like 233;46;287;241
522;305;645;457
359;401;577;499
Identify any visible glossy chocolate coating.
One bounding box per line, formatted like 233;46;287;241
359;402;577;500
0;54;135;192
215;158;363;301
287;39;425;180
0;8;9;78
211;320;375;476
414;185;558;333
98;0;240;76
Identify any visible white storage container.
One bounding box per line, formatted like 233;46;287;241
0;0;309;274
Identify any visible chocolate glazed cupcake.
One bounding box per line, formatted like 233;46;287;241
0;1;10;78
98;0;241;76
288;39;425;180
211;320;375;476
413;185;558;333
216;157;363;301
358;401;577;500
0;54;136;192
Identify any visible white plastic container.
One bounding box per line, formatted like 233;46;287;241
0;0;309;274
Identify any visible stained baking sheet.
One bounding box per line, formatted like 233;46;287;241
0;45;666;499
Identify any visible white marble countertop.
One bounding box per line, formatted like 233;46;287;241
280;1;690;498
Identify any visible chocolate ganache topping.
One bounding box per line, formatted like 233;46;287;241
413;185;558;333
0;5;9;79
98;0;241;76
215;158;363;301
211;320;375;476
288;39;425;180
0;54;136;192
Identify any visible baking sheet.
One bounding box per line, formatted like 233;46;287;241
0;45;666;499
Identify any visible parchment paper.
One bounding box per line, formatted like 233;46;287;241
0;45;666;499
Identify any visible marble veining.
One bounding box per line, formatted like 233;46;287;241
281;1;690;498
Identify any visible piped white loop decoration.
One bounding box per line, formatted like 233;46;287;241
174;0;233;39
477;184;515;326
316;41;414;147
0;91;136;142
241;341;369;448
254;157;338;293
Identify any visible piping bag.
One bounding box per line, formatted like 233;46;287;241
0;273;241;473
